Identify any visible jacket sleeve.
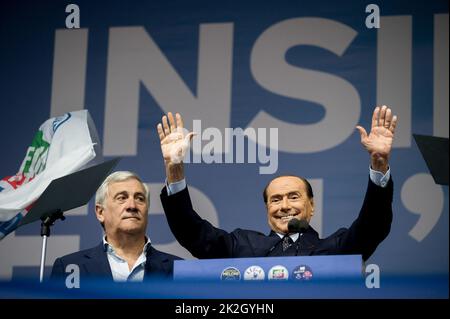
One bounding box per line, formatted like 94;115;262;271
161;186;235;259
336;177;394;261
49;257;68;287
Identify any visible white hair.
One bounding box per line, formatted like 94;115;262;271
95;171;150;207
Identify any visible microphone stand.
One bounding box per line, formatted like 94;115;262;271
39;210;65;283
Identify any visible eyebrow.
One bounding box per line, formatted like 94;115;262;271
269;191;301;199
134;192;146;198
113;191;146;198
113;191;128;198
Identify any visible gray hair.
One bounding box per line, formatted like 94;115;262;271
95;171;150;207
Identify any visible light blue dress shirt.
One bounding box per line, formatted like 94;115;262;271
103;236;151;282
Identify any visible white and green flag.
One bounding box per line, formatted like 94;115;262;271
0;110;101;239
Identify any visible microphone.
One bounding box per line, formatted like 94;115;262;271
288;218;309;233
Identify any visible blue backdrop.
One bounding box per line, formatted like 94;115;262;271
0;0;448;284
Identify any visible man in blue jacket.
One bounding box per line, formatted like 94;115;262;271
51;171;181;283
157;106;397;261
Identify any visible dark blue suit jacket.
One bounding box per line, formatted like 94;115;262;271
161;178;393;261
50;242;181;281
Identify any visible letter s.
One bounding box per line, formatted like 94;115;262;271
250;18;360;153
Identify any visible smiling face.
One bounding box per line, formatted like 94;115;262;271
95;178;149;237
265;176;314;234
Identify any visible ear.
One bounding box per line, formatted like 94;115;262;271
95;204;105;224
309;198;315;216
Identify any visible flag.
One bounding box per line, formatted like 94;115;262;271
0;110;101;239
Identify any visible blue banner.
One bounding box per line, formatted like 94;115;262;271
0;0;448;284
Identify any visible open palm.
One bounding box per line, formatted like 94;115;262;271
157;112;194;164
356;106;397;171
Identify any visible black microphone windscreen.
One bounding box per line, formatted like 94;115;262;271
288;218;309;233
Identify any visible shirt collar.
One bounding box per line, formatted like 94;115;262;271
276;232;300;242
103;235;151;254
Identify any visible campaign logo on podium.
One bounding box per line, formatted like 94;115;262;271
243;265;265;280
268;265;289;280
220;267;241;281
292;265;313;281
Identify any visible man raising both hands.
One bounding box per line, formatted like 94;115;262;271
157;106;397;261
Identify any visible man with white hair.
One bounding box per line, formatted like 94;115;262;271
51;171;181;283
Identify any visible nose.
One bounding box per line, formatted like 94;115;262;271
126;197;138;211
281;196;290;210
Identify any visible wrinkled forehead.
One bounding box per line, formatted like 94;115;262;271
107;178;146;196
266;176;307;196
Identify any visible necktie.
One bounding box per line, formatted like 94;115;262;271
282;235;293;252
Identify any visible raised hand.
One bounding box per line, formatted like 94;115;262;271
157;112;194;183
356;105;398;173
157;112;194;164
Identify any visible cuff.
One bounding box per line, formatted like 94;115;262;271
166;178;187;195
369;166;391;188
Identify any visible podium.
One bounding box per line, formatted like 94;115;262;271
174;255;363;282
1;255;447;298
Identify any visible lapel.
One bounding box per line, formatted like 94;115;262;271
143;246;172;279
266;227;321;256
297;226;320;256
82;243;113;279
263;231;288;256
